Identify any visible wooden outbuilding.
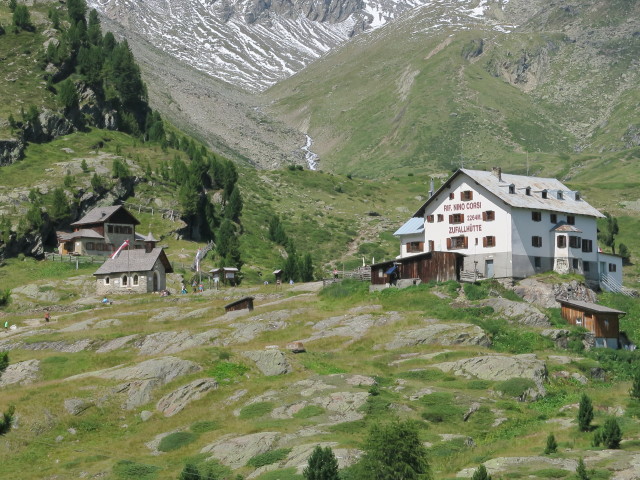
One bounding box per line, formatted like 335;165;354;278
224;296;254;313
371;251;463;287
557;298;626;349
209;267;239;286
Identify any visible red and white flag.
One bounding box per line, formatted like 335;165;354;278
111;239;130;259
195;248;202;272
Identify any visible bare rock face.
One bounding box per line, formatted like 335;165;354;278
479;298;549;327
384;321;491;350
0;359;40;387
0;138;24;166
201;432;281;468
156;378;218;417
434;354;547;397
514;278;597;309
134;329;221;355
64;397;93;416
242;350;291;376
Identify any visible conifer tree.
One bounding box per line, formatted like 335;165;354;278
300;253;314;282
303;446;339;480
0;351;8;373
631;372;640;400
0;405;15;436
576;458;589;480
471;465;491;480
178;463;201;480
544;433;558;454
67;0;87;25
57;78;78;112
49;188;70;222
601;418;622;449
12;4;33;31
9;0;17;13
224;185;243;222
578;393;594;432
217;219;242;269
87;9;102;45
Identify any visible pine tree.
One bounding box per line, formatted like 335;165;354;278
471;465;491;480
300;253;314;282
9;0;17;12
303;445;339;480
49;188;70;222
179;463;202;480
13;4;33;32
217;219;242;269
601;418;622;449
0;405;15;436
0;351;8;373
224;185;243;222
578;393;594;432
48;7;60;30
67;0;87;25
57;79;78;112
112;158;131;179
87;9;102;45
576;458;589;480
544;433;558;454
631;372;640;400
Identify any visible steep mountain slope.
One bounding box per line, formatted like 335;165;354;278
87;0;439;92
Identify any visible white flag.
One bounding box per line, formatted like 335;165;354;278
111;239;130;259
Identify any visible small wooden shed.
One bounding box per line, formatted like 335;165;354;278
209;267;239;286
224;296;254;313
557;298;626;349
371;251;463;286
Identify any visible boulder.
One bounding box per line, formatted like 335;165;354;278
514;278;597;309
64;397;93;416
0;138;25;166
0;359;40;387
384;321;491;350
200;432;280;468
134;329;221;355
242;350;291;376
156;378;218;417
96;334;139;353
434;354;547;394
541;329;570;349
307;312;404;343
479;298;549;327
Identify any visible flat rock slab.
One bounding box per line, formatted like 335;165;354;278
305;312;404;343
384;321;491;350
59;318;122;332
479;298;549;327
0;339;94;353
201;432;280;469
0;359;40;387
223;309;304;345
134;329;221;355
434;354;547;391
96;334;140;353
156;378;218;417
242;350;291;376
457;456;578;478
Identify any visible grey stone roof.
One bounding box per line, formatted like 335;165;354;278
414;169;605;218
71;205;140;226
93;248;172;275
57;229;104;241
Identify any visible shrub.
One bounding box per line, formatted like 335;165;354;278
303;446;340;480
544;433;558;454
629;372;640;400
0;405;15;435
157;432;197;452
495;378;536;398
247;448;291;468
464;282;489;300
601;418;622;449
292;405;325;419
190;420;219;433
239;402;274;419
0;351;8;373
471;464;492;480
531;468;568;478
577;394;594;432
576;458;589;480
112;460;160;480
207;361;249;383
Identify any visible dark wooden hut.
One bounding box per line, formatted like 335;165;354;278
224;296;254;313
371;251;463;286
557;298;625;349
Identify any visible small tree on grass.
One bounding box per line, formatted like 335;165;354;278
544;433;558;454
576;458;589;480
471;464;491;480
179;463;201;480
0;405;15;435
303;445;339;480
578;393;594;432
0;351;8;374
601;418;622;449
630;372;640;400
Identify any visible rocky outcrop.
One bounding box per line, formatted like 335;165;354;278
457;456;578;478
242;350;291;376
134;329;221;355
64;397;93;416
0;338;94;353
304;311;403;344
514;278;597;309
384;321;491;350
0;138;25;166
156;378;218;417
201;432;281;468
0;359;40;387
434;354;547;396
479;298;549;327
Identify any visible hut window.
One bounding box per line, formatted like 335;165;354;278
532;211;542;222
534;257;541;268
108;225;114;233
572;258;579;269
461;190;473;201
550;213;557;223
532;236;542;248
541;190;548;199
104;277;110;285
133;275;139;286
447;236;467;250
378;269;384;278
426;215;434;223
122;275;128;286
437;214;444;222
582;240;593;252
576;317;583;326
608;263;617;272
604;319;609;329
449;192;454;200
483;210;495;221
407;242;423;253
449;213;464;224
557;236;567;248
569;236;582;248
584;262;590;272
567;215;575;225
483;236;496;247
86;242;94;250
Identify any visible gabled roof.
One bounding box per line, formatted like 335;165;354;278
557;298;625;315
72;205;140;227
93;248;173;275
394;217;425;236
57;229;104;241
551;222;582;233
413;169;605;218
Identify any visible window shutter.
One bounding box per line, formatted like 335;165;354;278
483;237;487;247
429;240;434;251
446;238;452;250
449;215;453;224
464;237;468;248
482;211;487;221
418;242;424;251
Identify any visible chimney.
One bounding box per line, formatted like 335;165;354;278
428;178;435;197
492;167;502;181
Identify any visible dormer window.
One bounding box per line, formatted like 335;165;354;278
508;184;515;194
525;187;531;196
557;191;563;200
541;190;548;199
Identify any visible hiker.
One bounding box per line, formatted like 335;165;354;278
44;310;50;323
3;320;8;330
289;279;294;285
102;296;110;304
181;284;188;294
333;268;338;279
192;281;197;293
198;283;204;293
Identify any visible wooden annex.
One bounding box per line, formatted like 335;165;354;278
370;251;463;287
558;298;626;349
224;296;254;313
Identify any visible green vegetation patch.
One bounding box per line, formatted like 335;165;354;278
255;467;303;480
301;352;346;375
246;448;292;468
420;392;465;423
157;432;198;452
531;468;569;478
112;460;160;480
190;420;219;433
206;361;249;383
239;402;274;419
495;378;537;398
398;368;451;382
292;405;325;419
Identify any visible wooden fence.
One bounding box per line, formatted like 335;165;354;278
44;252;106;265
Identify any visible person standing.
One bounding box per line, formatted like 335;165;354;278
44;310;50;322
